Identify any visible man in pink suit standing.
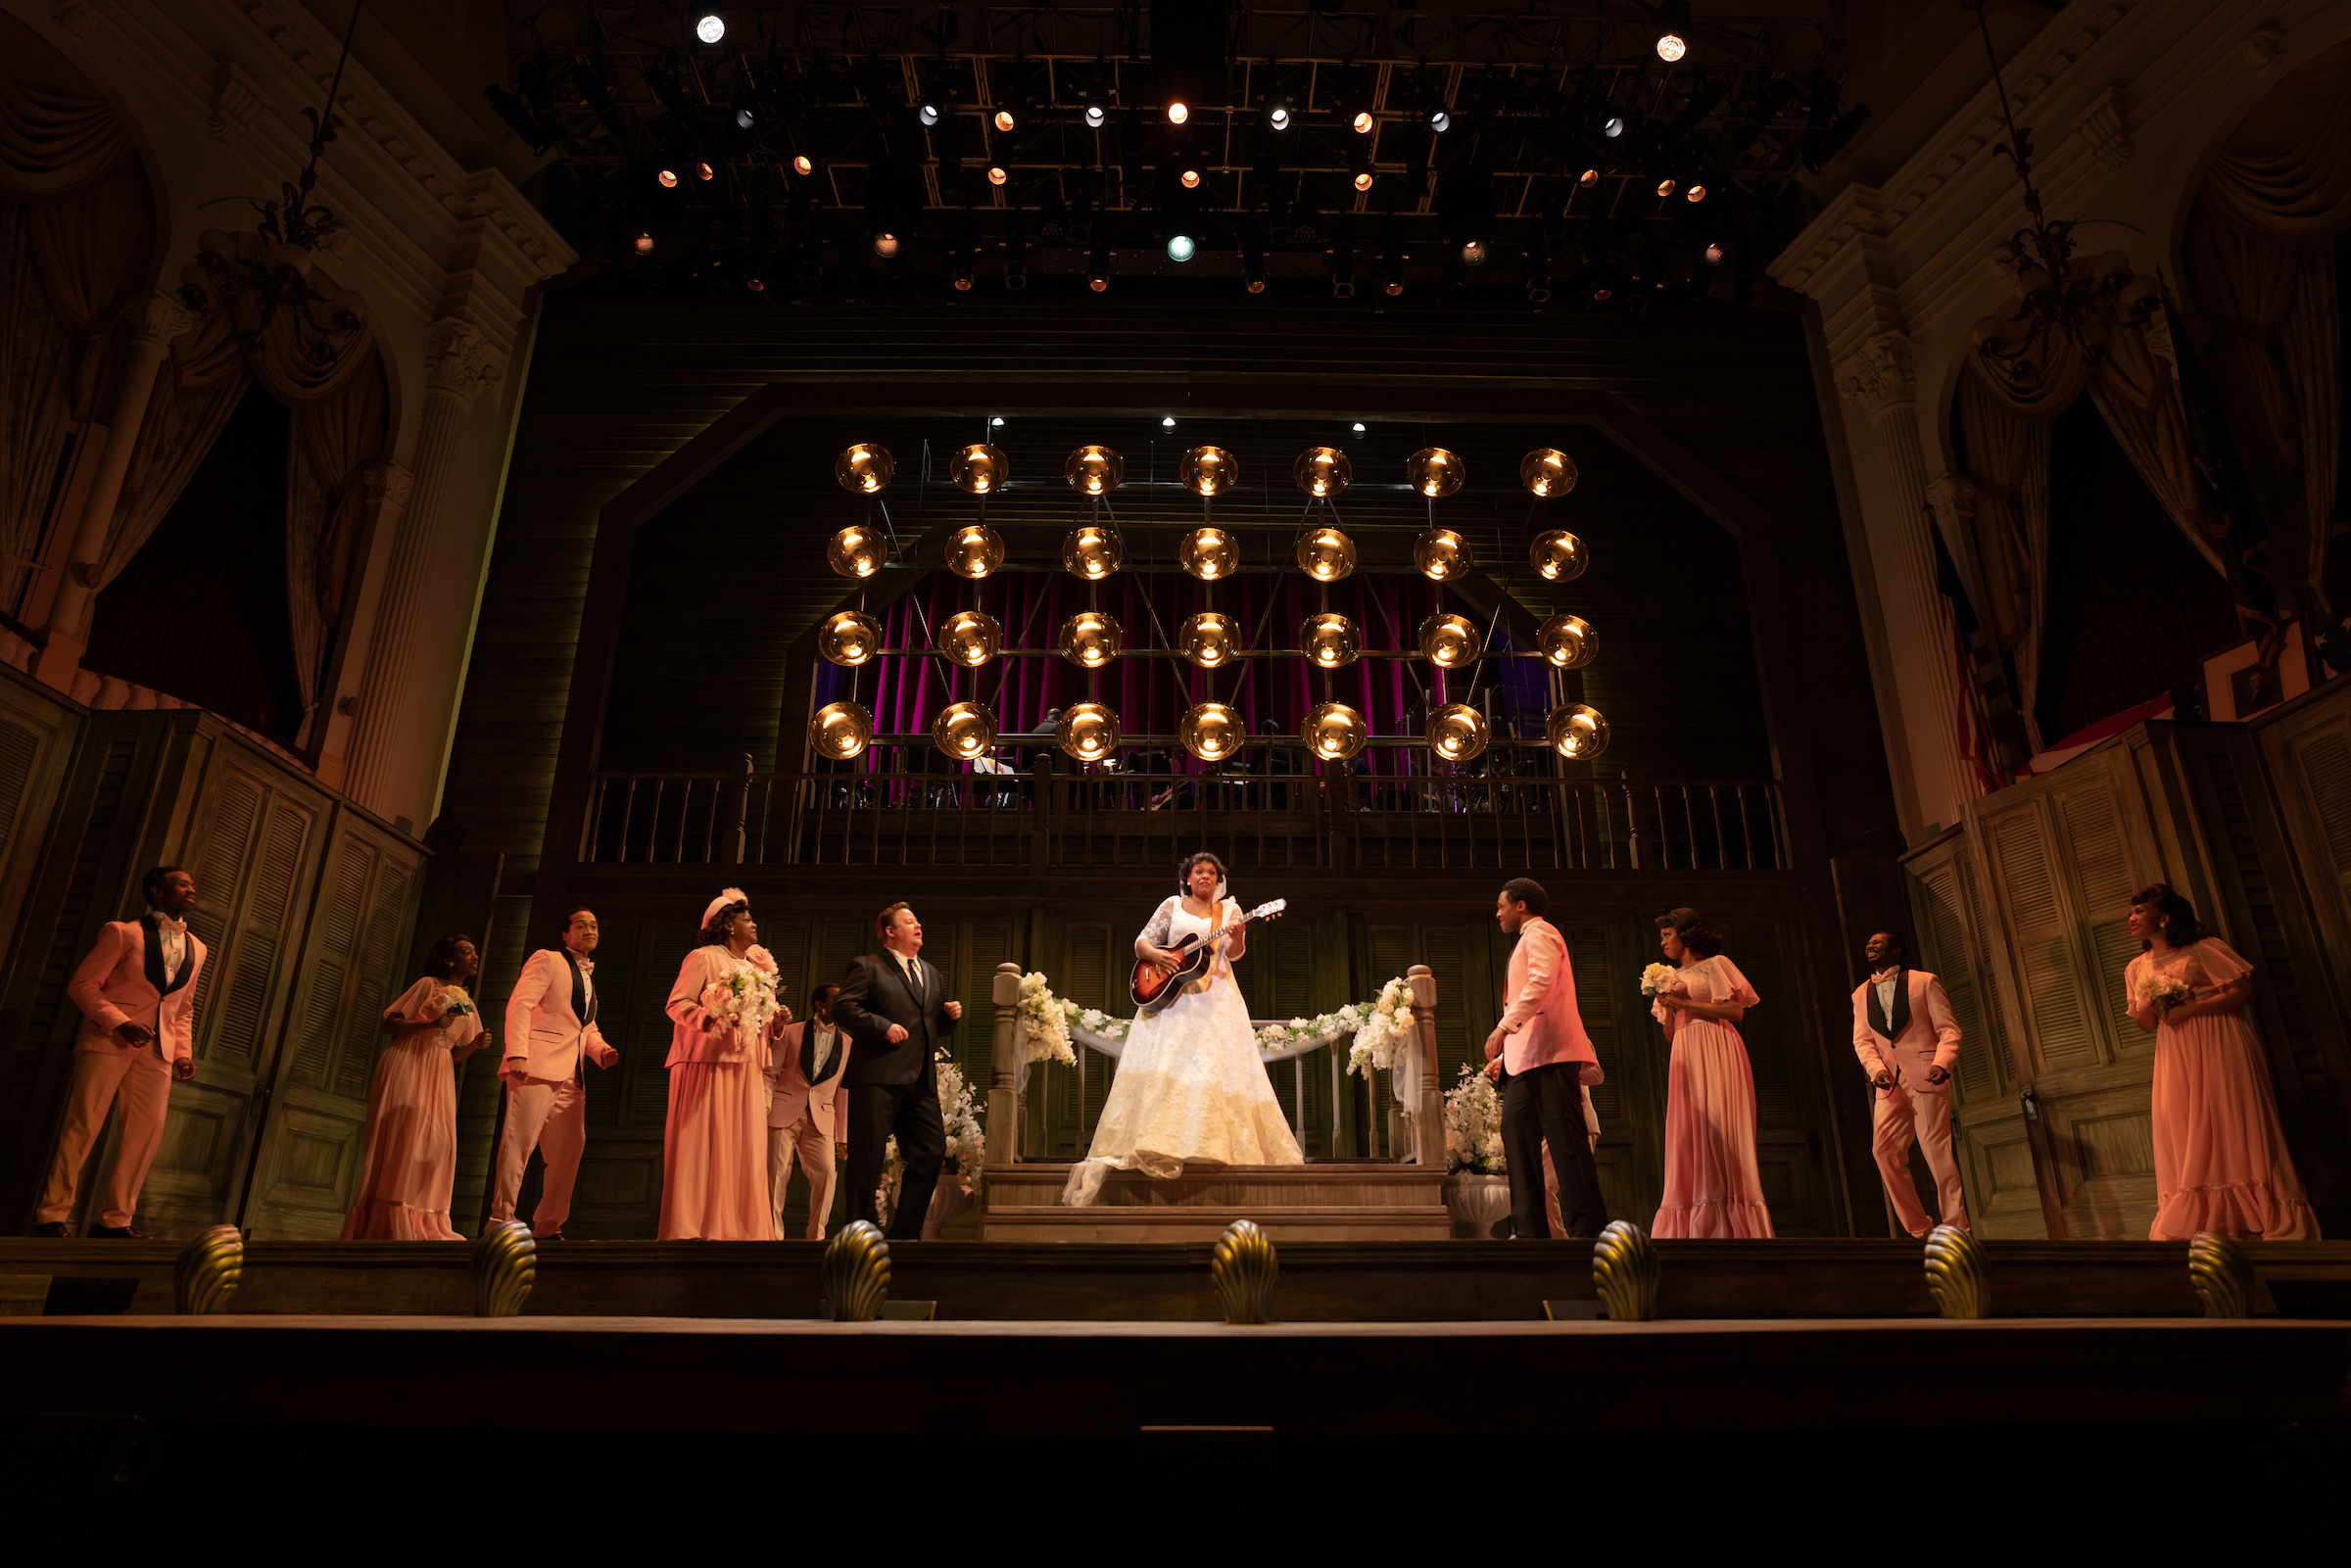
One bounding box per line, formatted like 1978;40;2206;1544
1852;929;1969;1237
494;907;619;1240
32;868;206;1237
1483;878;1607;1239
765;983;850;1239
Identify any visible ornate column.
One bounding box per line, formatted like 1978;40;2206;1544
341;318;505;825
34;292;200;691
1838;330;1981;827
311;459;415;790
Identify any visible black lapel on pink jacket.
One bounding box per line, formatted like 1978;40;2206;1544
141;914;194;998
1864;967;1911;1040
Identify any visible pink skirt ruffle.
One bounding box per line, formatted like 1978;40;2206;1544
2149;1013;2319;1241
1654;1020;1774;1240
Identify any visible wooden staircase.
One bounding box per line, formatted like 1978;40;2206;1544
978;1161;1455;1242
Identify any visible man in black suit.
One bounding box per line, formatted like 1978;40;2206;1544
833;901;964;1238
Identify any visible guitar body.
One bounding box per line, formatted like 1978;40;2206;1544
1127;899;1286;1017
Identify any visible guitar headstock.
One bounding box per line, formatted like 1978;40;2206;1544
1248;898;1287;923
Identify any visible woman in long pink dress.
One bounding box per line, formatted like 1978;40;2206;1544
342;935;490;1240
660;888;792;1240
1651;908;1773;1239
2125;883;2319;1241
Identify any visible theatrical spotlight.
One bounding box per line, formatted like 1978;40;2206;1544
1268;99;1292;130
1061;526;1124;580
1066;445;1125;495
1302;702;1370;762
1168;100;1189;124
1655;1;1691;62
1461;239;1489;266
1084;101;1107;129
835;444;895;494
1418;613;1482;668
1604;116;1625;138
936;609;1002;668
1088;241;1110;291
1180;447;1239;499
1058;610;1124;667
1427;703;1490;763
695;13;726;45
1177;612;1238;669
944;523;1006;579
995;108;1016;131
792;154;814;176
1299;612;1361;669
932;700;999;762
1407;449;1465;499
1413;528;1473;580
809;701;874;760
826;525;888;579
818;611;881;667
1547;702;1609;760
1180;703;1244;763
1521;449;1577;498
1537;613;1597;669
1429;106;1451;133
1529;529;1589;582
1294;447;1352;499
1179;527;1239;580
918;99;941;127
1057;703;1122;763
1167;232;1197;262
1296;527;1357;583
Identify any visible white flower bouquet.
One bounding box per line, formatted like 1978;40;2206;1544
699;957;780;1040
437;995;476;1021
1639;963;1679;998
1346;976;1418;1077
2134;969;2193;1015
1442;1062;1507;1175
878;1051;990;1224
1016;972;1079;1067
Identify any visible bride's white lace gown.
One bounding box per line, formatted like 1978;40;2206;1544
1060;895;1305;1206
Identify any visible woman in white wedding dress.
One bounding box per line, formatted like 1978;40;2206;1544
1061;853;1304;1206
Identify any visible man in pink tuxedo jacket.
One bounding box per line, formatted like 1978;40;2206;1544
1852;929;1969;1237
1482;878;1607;1239
494;907;619;1240
766;984;850;1239
33;868;206;1237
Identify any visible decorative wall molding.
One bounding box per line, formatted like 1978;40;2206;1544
126;289;201;345
364;459;415;513
2075;85;2135;170
208;60;267;144
1925;472;1979;530
422;317;504;410
1840;331;1918;418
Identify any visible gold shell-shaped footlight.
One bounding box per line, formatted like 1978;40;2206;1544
1301;701;1369;762
1591;1220;1659;1321
1180;702;1244;763
1061;525;1124;580
1293;446;1352;499
1181;445;1239;498
821;1220;892;1322
472;1219;538;1318
1179;526;1238;581
943;523;1006;579
827;524;888;579
1058;610;1124;668
1529;529;1587;582
1413;527;1473;581
1212;1218;1279;1324
1426;702;1490;763
1537;613;1596;669
809;701;875;761
174;1224;244;1315
1299;612;1360;670
1065;444;1125;496
835;443;894;495
931;700;998;762
1295;526;1356;583
1546;703;1608;760
949;443;1008;496
1923;1222;1990;1320
818;611;882;666
1406;446;1465;499
1418;612;1482;668
1177;611;1238;668
936;609;1001;668
1057;702;1123;763
2188;1231;2250;1319
1520;448;1577;498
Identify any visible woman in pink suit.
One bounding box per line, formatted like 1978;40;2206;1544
1651;908;1773;1238
660;888;792;1240
342;934;491;1241
2125;883;2319;1241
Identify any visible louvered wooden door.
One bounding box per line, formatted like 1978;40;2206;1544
1970;754;2162;1238
237;807;424;1237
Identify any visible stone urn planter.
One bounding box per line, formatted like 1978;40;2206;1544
1443;1171;1511;1239
923;1178;975;1240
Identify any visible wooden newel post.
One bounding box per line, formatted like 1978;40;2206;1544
1407;963;1445;1167
721;752;752;865
989;961;1023;1163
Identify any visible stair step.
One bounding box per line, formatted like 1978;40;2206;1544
979;1205;1459;1244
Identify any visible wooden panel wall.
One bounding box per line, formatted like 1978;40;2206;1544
0;668;81;959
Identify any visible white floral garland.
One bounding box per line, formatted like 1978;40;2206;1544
1012;973;1413;1066
1343;975;1418;1078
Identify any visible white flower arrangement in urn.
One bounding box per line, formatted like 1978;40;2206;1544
877;1050;988;1234
1442;1061;1508;1175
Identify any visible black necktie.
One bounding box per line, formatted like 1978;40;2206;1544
903;958;922;1002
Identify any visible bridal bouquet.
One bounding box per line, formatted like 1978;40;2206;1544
1639;963;1679;998
700;957;781;1040
1017;972;1079;1067
436;994;476;1022
2134;970;2193;1015
1442;1062;1507;1175
1345;976;1418;1078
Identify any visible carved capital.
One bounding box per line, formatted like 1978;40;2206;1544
1926;472;1978;531
362;460;414;513
209;61;267;144
127;291;201;348
422;317;505;411
2075;87;2133;171
1839;330;1916;418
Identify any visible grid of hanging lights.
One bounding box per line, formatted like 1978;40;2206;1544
809;436;1605;770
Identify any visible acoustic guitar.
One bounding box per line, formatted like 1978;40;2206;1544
1127;898;1287;1016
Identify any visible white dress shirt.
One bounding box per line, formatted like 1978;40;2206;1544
156;916;188;984
1872;969;1899;1026
807;1023;839;1079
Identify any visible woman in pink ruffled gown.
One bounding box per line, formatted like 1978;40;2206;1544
342;935;490;1240
660;888;791;1240
1650;908;1773;1239
2125;883;2319;1241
